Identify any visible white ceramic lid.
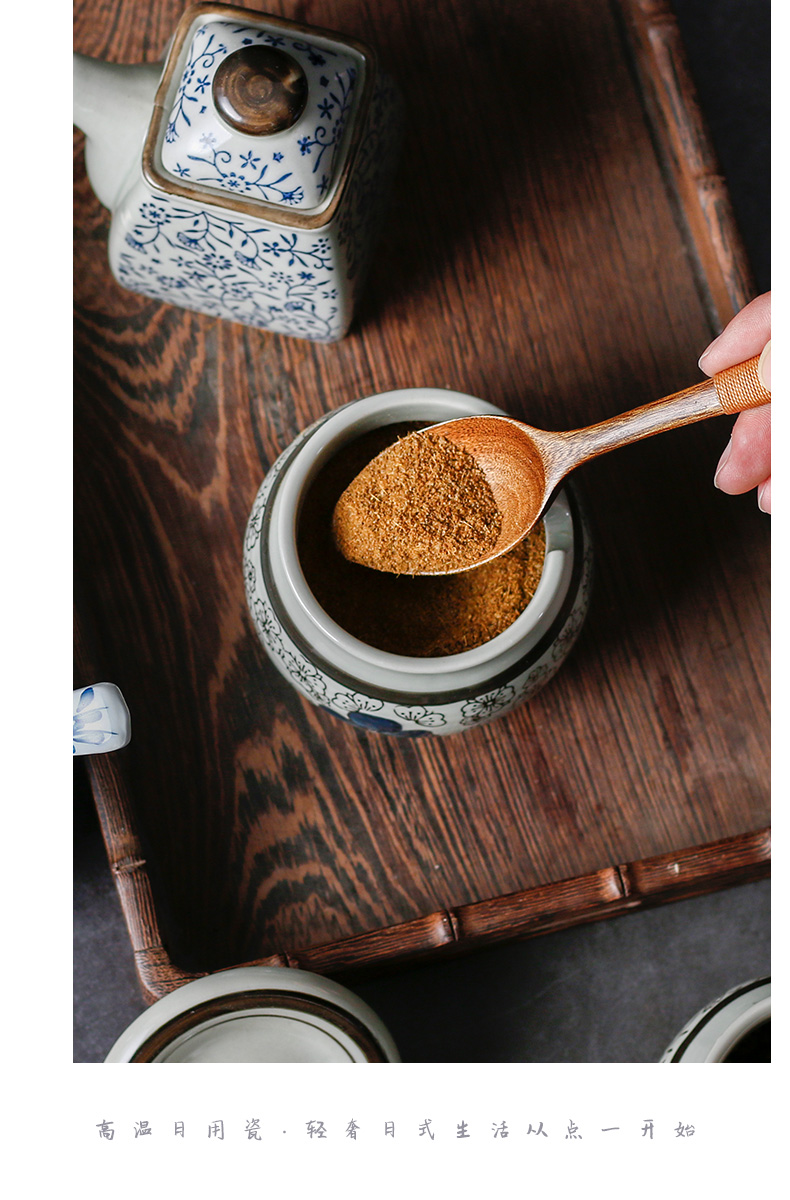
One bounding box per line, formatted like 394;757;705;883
150;6;370;216
104;966;400;1063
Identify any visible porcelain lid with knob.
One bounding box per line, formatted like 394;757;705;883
143;3;376;224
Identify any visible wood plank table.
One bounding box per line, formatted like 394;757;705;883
74;0;770;1003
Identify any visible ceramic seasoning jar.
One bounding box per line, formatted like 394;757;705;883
73;3;401;341
244;389;593;736
105;966;400;1062
660;977;771;1063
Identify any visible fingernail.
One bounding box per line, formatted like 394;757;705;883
757;480;771;513
699;333;722;370
714;439;732;488
758;341;771;391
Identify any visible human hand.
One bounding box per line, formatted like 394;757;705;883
698;291;771;513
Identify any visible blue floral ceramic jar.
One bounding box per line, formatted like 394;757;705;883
244;389;593;736
74;3;401;341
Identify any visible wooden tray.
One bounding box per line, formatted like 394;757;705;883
74;0;770;1004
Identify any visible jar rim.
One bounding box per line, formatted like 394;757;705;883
268;389;577;685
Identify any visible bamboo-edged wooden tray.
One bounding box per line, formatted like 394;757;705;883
74;0;770;1004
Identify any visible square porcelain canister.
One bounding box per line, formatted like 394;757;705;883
74;2;402;341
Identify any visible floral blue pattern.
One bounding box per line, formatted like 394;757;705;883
73;683;132;756
340;711;403;733
160;20;357;212
294;68;356;193
73;686;115;752
165;28;231;144
104;10;401;342
117;196;342;340
178;143;306;206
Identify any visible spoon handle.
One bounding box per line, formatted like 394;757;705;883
713;355;770;413
555;354;770;470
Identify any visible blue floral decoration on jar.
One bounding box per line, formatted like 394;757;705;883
320;707;432;736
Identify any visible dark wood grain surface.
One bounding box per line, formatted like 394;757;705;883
74;0;770;997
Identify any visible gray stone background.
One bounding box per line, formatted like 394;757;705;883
74;0;770;1063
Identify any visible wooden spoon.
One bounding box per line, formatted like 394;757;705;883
409;355;770;574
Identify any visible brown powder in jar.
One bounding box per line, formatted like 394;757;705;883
297;424;545;657
332;429;502;574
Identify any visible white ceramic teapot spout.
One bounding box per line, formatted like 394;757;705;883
73;52;162;212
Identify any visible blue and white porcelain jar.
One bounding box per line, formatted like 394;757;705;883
244;389;593;736
74;3;401;341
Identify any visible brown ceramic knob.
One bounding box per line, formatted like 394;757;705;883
212;46;308;136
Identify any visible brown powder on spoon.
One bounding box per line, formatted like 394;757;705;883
332;429;503;575
298;424;545;657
